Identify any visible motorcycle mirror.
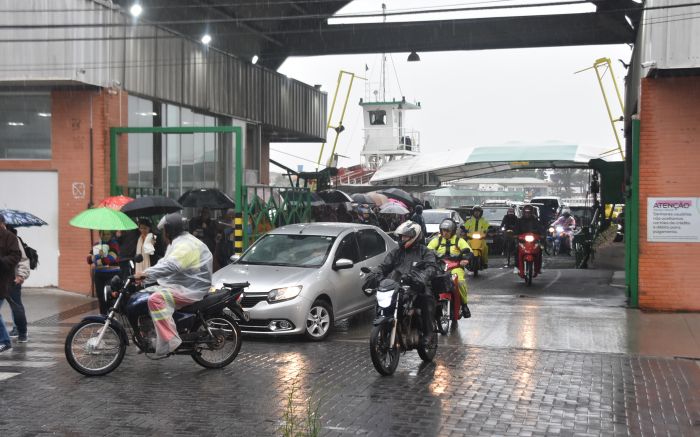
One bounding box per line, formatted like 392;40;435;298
362;288;376;297
133;254;144;263
360;266;372;274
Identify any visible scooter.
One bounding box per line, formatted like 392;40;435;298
465;232;485;277
547;225;571;255
517;233;542;286
433;258;463;335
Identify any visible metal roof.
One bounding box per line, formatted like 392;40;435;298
370;143;621;187
110;1;640;70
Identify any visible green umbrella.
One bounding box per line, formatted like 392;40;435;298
69;207;138;231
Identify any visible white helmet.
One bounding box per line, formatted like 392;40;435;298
395;220;422;249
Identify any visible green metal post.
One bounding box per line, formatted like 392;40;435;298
626;118;640;308
234;127;246;249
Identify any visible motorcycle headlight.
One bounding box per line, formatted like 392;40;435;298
556;226;564;233
268;286;303;303
548;227;555;233
524;235;535;243
472;233;482;239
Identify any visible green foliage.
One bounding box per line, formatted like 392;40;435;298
280;381;322;437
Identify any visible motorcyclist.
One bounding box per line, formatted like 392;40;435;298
515;205;543;275
501;207;518;232
551;208;576;254
367;220;438;346
462;206;490;268
427;218;472;318
134;213;213;356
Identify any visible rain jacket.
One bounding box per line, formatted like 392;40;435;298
142;233;213;300
0;227;21;299
463;216;490;235
376;244;439;294
427;235;471;259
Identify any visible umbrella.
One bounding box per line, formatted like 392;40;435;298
317;189;353;204
378;188;416;207
0;209;47;227
69;207;137;231
379;202;409;215
386;198;408;209
178;188;235;209
351;193;375;205
366;192;389;206
97;195;134;210
121;196;183;216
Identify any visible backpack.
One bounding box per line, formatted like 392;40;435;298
19;237;38;270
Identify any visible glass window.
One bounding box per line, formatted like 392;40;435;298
369;110;386;126
127;96;156;187
0;92;52;159
241;234;335;268
335;233;360;263
357;229;386;260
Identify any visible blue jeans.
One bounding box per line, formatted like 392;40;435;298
0;284;27;336
0;310;9;346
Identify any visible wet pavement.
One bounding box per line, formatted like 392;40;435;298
1;246;699;436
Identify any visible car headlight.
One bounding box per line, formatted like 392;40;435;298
268;285;303;303
472;233;482;239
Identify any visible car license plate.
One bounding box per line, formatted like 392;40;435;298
486;239;493;243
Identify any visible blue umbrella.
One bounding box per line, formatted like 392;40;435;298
0;209;48;227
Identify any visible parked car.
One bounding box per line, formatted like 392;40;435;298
422;209;464;239
211;223;397;341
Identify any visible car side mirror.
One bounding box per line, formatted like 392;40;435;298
229;254;241;263
360;266;372;274
334;258;354;270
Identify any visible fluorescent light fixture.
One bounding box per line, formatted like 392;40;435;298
251;55;259;64
7;122;24;126
136;111;157;117
130;3;142;17
201;34;212;45
37;112;52;117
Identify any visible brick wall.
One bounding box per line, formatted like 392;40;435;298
638;76;700;311
0;89;128;294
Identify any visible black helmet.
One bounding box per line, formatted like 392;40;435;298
158;212;185;240
439;218;457;234
523;205;534;215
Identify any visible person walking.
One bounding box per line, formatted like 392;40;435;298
3;226;30;343
0;215;21;353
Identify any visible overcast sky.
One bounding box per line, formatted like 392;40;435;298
270;0;632;172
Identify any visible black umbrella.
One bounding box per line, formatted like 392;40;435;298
121;196;183;216
351;193;375;205
378;188;416;207
178;188;235;209
317;189;353;204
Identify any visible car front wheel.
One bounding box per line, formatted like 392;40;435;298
304;299;333;341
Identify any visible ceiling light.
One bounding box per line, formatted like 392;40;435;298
407;51;420;62
37;112;52;117
129;3;142;17
251;55;259;65
201;34;212;45
7;122;24;126
136;111;157;117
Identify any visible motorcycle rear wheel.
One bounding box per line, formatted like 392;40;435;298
65;320;126;376
191;314;242;369
436;300;451;335
417;320;438;362
369;324;400;376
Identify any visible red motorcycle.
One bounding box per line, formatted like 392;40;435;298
517;233;542;286
433;258;463;334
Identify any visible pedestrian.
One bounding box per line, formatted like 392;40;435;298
0;214;22;353
3;226;30;343
189;207;217;254
134;218;156;274
90;230;120;315
410;205;428;244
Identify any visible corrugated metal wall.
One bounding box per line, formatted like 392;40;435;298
641;0;700;70
0;0;326;141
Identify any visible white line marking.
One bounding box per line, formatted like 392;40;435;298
0;372;20;381
484;272;508;281
544;270;562;289
0;360;56;368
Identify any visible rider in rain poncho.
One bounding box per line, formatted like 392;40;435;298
134;213;213;355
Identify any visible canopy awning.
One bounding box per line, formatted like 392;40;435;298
369;143;621;187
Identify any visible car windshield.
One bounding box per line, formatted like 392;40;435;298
422;210;453;224
239;234;335;267
531;198;559;210
482;207;509;222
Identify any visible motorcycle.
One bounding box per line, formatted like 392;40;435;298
361;266;438;376
465;232;485;277
517;233;542;286
546;225;571;255
65;264;250;376
502;228;516;267
432;258;463;335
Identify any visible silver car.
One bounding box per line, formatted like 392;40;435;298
212;223;397;341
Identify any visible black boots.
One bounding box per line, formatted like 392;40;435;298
461;304;471;318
